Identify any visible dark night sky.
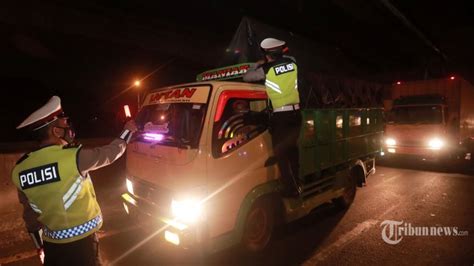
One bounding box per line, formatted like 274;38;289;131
1;0;474;141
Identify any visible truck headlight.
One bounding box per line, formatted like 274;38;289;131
171;199;203;224
385;138;397;146
126;178;134;195
428;138;444;150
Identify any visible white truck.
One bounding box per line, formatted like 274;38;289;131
121;79;383;254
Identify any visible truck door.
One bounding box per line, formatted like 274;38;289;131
205;86;275;239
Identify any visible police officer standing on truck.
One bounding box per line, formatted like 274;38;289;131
244;37;302;197
11;96;137;265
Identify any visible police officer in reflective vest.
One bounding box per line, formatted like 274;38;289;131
11;96;137;265
244;37;302;197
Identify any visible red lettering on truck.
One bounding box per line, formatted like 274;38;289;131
180;88;197;98
150;88;197;103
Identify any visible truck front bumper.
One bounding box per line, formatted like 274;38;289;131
383;146;446;160
121;192;207;249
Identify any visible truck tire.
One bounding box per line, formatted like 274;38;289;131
241;198;275;252
333;169;358;209
356;168;366;187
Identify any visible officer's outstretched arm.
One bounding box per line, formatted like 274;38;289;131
77;120;137;176
243;63;265;82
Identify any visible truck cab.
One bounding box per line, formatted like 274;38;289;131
121;80;383;253
384;95;449;159
383;77;474;161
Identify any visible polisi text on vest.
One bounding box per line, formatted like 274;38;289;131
19;163;61;190
274;63;295;75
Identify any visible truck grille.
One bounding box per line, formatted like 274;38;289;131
398;139;424;147
132;178;172;216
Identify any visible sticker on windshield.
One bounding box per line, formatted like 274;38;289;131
144;86;210;105
144;122;169;133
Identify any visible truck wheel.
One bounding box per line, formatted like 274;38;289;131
241;198;274;252
333;170;357;209
356;169;366;187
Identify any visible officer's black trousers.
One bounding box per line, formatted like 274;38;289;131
43;233;101;266
270;109;302;195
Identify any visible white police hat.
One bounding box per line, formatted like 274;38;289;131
260;38;286;50
17;96;63;130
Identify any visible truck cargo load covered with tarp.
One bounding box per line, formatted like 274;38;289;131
218;17;385;108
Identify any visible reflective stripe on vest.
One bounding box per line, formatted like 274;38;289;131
29;202;42;214
43;215;102;240
265;79;282;94
63;176;84;210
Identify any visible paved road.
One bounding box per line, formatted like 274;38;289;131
2;159;473;265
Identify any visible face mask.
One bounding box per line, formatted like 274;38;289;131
55;126;76;144
54;116;76;144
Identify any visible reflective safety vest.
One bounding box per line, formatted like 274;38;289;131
11;145;102;244
264;59;300;109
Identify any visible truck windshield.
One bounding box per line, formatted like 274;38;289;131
135;103;207;148
134;86;210;148
389;105;443;124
